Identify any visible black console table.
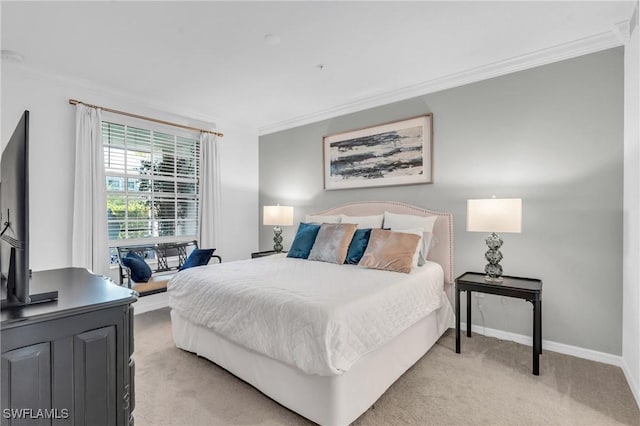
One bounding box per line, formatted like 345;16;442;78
455;272;543;375
1;268;137;425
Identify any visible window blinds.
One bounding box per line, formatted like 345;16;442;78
103;121;200;242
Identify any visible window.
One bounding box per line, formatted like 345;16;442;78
103;121;200;245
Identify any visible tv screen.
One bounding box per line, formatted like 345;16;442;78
1;110;30;304
1;111;58;309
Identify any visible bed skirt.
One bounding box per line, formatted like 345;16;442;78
171;292;454;425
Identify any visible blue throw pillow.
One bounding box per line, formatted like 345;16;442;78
122;252;152;282
344;228;372;265
287;223;321;259
180;248;215;271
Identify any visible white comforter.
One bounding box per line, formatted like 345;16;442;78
168;255;446;376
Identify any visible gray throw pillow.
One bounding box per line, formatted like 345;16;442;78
307;223;358;264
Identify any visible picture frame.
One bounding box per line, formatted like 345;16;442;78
323;114;433;190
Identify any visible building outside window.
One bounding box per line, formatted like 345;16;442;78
102;119;200;262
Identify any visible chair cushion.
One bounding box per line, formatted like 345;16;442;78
122;252;152;282
180;248;215;270
132;274;175;294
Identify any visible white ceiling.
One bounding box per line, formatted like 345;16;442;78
1;1;635;133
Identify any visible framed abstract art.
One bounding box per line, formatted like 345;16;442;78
323;114;433;190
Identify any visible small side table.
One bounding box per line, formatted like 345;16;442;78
251;250;286;259
455;272;543;375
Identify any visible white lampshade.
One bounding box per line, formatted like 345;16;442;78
263;205;294;226
467;198;522;233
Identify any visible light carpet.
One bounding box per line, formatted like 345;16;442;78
134;308;639;425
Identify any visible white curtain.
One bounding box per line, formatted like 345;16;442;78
198;132;222;249
71;104;109;276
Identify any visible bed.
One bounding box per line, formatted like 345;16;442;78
168;201;454;425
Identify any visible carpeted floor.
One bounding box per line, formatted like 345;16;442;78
134;308;640;425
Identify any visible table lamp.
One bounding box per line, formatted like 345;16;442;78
467;198;522;282
263;205;294;252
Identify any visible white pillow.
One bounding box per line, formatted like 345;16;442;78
340;214;384;229
421;232;436;258
389;228;423;268
384;211;437;264
304;214;342;224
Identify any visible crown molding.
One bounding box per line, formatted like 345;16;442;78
1;63;250;130
258;26;626;136
612;19;631;43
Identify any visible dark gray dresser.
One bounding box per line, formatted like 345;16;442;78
1;268;137;426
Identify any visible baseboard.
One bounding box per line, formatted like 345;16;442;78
621;357;640;410
454;322;623;367
134;292;169;315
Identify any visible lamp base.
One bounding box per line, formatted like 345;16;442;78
484;232;504;282
484;275;504;283
272;226;283;253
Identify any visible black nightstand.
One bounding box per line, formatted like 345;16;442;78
455;272;543;375
251;250;286;259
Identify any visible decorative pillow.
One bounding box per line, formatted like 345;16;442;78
383;211;437;264
308;223;358;264
287;223;322;259
179;248;215;271
344;228;372;265
122;252;152;282
390;228;423;268
339;214;384;229
358;229;421;274
422;232;436;258
304;214;342;224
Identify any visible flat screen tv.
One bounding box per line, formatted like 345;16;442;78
1;111;57;309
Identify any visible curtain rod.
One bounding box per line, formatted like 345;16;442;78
68;99;223;137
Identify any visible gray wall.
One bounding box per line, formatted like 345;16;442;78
259;48;624;355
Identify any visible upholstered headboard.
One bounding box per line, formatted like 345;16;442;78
311;201;454;285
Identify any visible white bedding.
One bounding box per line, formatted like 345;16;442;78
168;254;446;376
